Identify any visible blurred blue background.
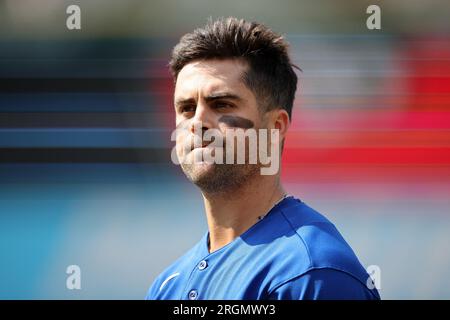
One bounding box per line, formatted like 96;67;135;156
0;0;449;299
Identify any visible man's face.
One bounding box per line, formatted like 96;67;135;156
173;59;268;193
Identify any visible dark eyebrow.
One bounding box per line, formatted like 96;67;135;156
174;93;243;110
204;92;243;102
174;97;196;108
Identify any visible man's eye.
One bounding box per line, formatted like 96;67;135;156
215;102;232;109
181;106;195;113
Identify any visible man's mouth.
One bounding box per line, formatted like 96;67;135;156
186;143;205;155
190;140;214;151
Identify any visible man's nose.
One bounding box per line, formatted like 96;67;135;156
190;102;214;134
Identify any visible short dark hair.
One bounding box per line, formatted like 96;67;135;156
169;17;299;120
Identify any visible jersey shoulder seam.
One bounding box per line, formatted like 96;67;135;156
279;207;332;269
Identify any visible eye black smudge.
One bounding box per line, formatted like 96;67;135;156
218;115;254;129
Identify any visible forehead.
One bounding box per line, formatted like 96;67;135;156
174;59;251;98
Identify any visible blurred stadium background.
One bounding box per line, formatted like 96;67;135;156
0;0;449;299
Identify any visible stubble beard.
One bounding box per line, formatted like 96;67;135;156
180;156;261;195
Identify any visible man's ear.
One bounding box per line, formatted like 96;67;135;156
271;108;290;142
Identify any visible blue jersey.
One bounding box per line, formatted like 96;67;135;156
146;196;380;300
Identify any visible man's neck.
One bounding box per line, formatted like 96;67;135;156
201;175;286;253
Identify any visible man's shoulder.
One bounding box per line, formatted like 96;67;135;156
266;199;372;287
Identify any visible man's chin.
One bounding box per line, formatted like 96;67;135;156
180;161;216;183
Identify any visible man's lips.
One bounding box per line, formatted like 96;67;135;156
184;141;211;153
190;143;215;154
195;142;212;149
181;135;224;154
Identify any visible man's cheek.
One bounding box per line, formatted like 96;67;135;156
175;139;185;158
